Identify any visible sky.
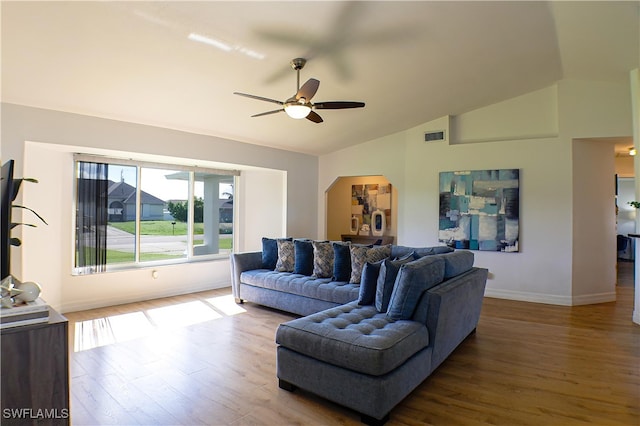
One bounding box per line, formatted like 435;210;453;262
108;165;232;201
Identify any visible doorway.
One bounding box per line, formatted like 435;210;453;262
325;175;397;242
615;140;636;289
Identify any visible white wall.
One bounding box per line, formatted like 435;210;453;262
320;79;632;306
2;103;318;312
318;131;407;238
560;79;632;305
452;85;559;143
237;168;287;252
558;79;632;138
571;139;617;303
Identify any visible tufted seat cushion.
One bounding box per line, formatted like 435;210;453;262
276;301;429;376
241;270;360;305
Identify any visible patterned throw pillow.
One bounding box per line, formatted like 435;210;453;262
349;244;391;283
369;244;392;262
349;245;371;284
275;239;295;272
312;240;334;278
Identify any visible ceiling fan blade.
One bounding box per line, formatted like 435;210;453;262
234;92;283;106
306;111;323;123
253;28;309;47
251;109;284;118
297;78;320;101
313;101;365;109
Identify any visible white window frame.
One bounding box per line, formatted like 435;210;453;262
72;154;239;274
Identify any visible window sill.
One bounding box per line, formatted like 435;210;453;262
72;253;232;276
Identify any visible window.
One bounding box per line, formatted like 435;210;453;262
74;155;237;274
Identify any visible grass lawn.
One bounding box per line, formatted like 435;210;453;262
219;239;232;250
105;241;231;264
193;239;233;250
98;222;232;264
106;250;182;263
109;221;205;235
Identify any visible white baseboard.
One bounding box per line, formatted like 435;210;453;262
484;288;616;306
571;292;617;306
59;281;230;314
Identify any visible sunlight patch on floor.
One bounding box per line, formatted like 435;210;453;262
74;312;154;351
147;301;223;328
205;294;247;316
73;294;246;352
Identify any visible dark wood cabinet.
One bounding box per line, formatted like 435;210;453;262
1;309;70;425
341;234;394;245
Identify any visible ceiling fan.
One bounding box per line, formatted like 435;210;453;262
233;58;365;123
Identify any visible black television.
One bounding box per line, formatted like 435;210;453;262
1;159;16;280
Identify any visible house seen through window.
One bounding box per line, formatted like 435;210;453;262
74;157;236;274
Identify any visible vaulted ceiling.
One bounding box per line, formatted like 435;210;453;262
1;1;638;155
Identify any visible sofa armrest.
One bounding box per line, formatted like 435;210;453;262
230;251;263;301
424;267;488;371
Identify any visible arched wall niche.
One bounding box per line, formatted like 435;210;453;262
325;175;398;242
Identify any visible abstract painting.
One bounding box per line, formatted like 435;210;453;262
352;183;392;230
439;169;519;252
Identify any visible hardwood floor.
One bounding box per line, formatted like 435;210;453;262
64;265;639;425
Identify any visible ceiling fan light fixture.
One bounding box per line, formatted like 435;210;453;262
234;57;364;123
284;103;311;119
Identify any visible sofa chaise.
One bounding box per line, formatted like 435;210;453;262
230;239;488;424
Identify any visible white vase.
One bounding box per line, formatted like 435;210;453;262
371;210;385;236
15;281;41;302
350;216;359;235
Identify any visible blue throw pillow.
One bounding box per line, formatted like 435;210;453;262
391;245;454;259
386;256;446;320
261;237;279;269
434;250;475;279
375;256;414;312
357;259;385;305
394;251;417;261
332;242;352;282
294;239;314;275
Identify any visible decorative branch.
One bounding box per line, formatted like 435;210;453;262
8;177;48;247
12;205;48;226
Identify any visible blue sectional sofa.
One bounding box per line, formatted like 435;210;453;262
230;239;455;316
230;240;488;424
